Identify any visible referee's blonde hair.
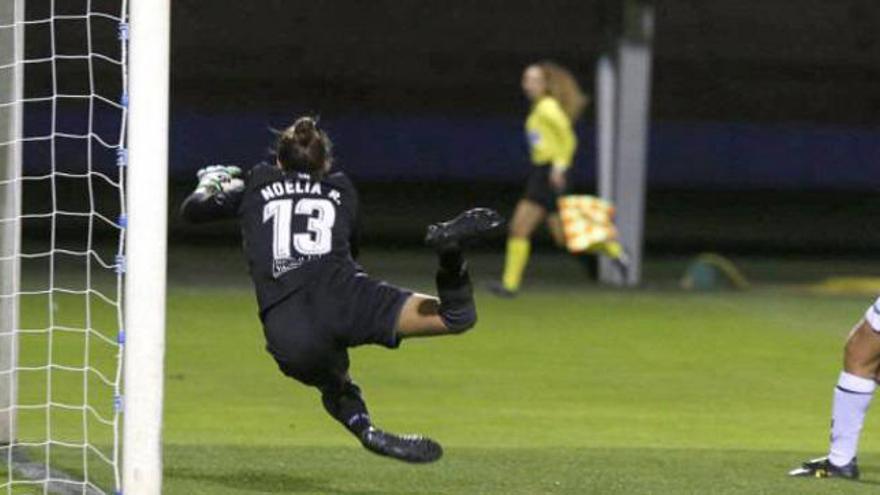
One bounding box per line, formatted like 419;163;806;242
537;61;589;121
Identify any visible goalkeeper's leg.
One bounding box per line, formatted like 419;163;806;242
396;208;504;338
274;353;443;464
317;372;372;438
264;285;446;463
272;349;371;436
319;375;442;464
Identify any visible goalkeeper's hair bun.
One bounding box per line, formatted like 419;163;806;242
293;118;316;145
276;116;333;178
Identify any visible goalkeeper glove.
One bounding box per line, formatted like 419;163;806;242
195;165;244;195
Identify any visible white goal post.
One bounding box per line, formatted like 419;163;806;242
0;0;169;493
596;0;654;287
0;0;24;453
123;0;170;493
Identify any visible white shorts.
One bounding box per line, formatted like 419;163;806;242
866;297;880;332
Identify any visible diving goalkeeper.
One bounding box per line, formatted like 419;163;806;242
180;117;504;463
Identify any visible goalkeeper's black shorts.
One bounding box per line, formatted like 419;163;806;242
260;260;412;388
523;166;570;212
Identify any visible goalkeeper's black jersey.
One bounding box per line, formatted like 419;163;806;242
181;163;361;313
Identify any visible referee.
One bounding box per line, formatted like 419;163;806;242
490;61;588;297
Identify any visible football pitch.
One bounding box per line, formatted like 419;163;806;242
9;248;880;494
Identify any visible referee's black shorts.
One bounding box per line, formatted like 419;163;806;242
523;166;570;213
261;260;412;388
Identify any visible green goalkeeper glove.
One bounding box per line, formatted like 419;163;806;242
195;165;244;195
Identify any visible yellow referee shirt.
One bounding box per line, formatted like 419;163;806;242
525;96;577;170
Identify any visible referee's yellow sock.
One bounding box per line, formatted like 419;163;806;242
502;237;530;292
601;241;624;260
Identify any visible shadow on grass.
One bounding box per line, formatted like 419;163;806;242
853;465;880;486
165;445;880;495
166;466;435;495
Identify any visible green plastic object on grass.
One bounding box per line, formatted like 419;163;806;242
680;253;750;291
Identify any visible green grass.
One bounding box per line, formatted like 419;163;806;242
7;250;880;493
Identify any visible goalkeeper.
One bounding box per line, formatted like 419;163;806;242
180;117;504;463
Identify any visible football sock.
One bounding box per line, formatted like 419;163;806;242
321;380;372;437
829;371;876;466
600;241;624;259
501;237;530;292
438;247;465;274
436;264;476;333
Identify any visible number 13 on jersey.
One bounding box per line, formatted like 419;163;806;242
264;198;337;258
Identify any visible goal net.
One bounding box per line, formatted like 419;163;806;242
1;0;131;493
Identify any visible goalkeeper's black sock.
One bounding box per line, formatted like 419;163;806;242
436;261;477;333
438;247;464;275
320;380;372;437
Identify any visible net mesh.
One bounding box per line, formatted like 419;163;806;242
0;0;128;493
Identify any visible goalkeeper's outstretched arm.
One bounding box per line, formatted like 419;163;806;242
180;165;245;223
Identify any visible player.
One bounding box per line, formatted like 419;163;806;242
788;298;880;479
180;117;504;463
489;61;595;297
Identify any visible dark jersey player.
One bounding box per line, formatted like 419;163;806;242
180;117;504;463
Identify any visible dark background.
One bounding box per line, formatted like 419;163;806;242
163;0;880;255
173;0;880;123
19;0;880;256
168;0;880;186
